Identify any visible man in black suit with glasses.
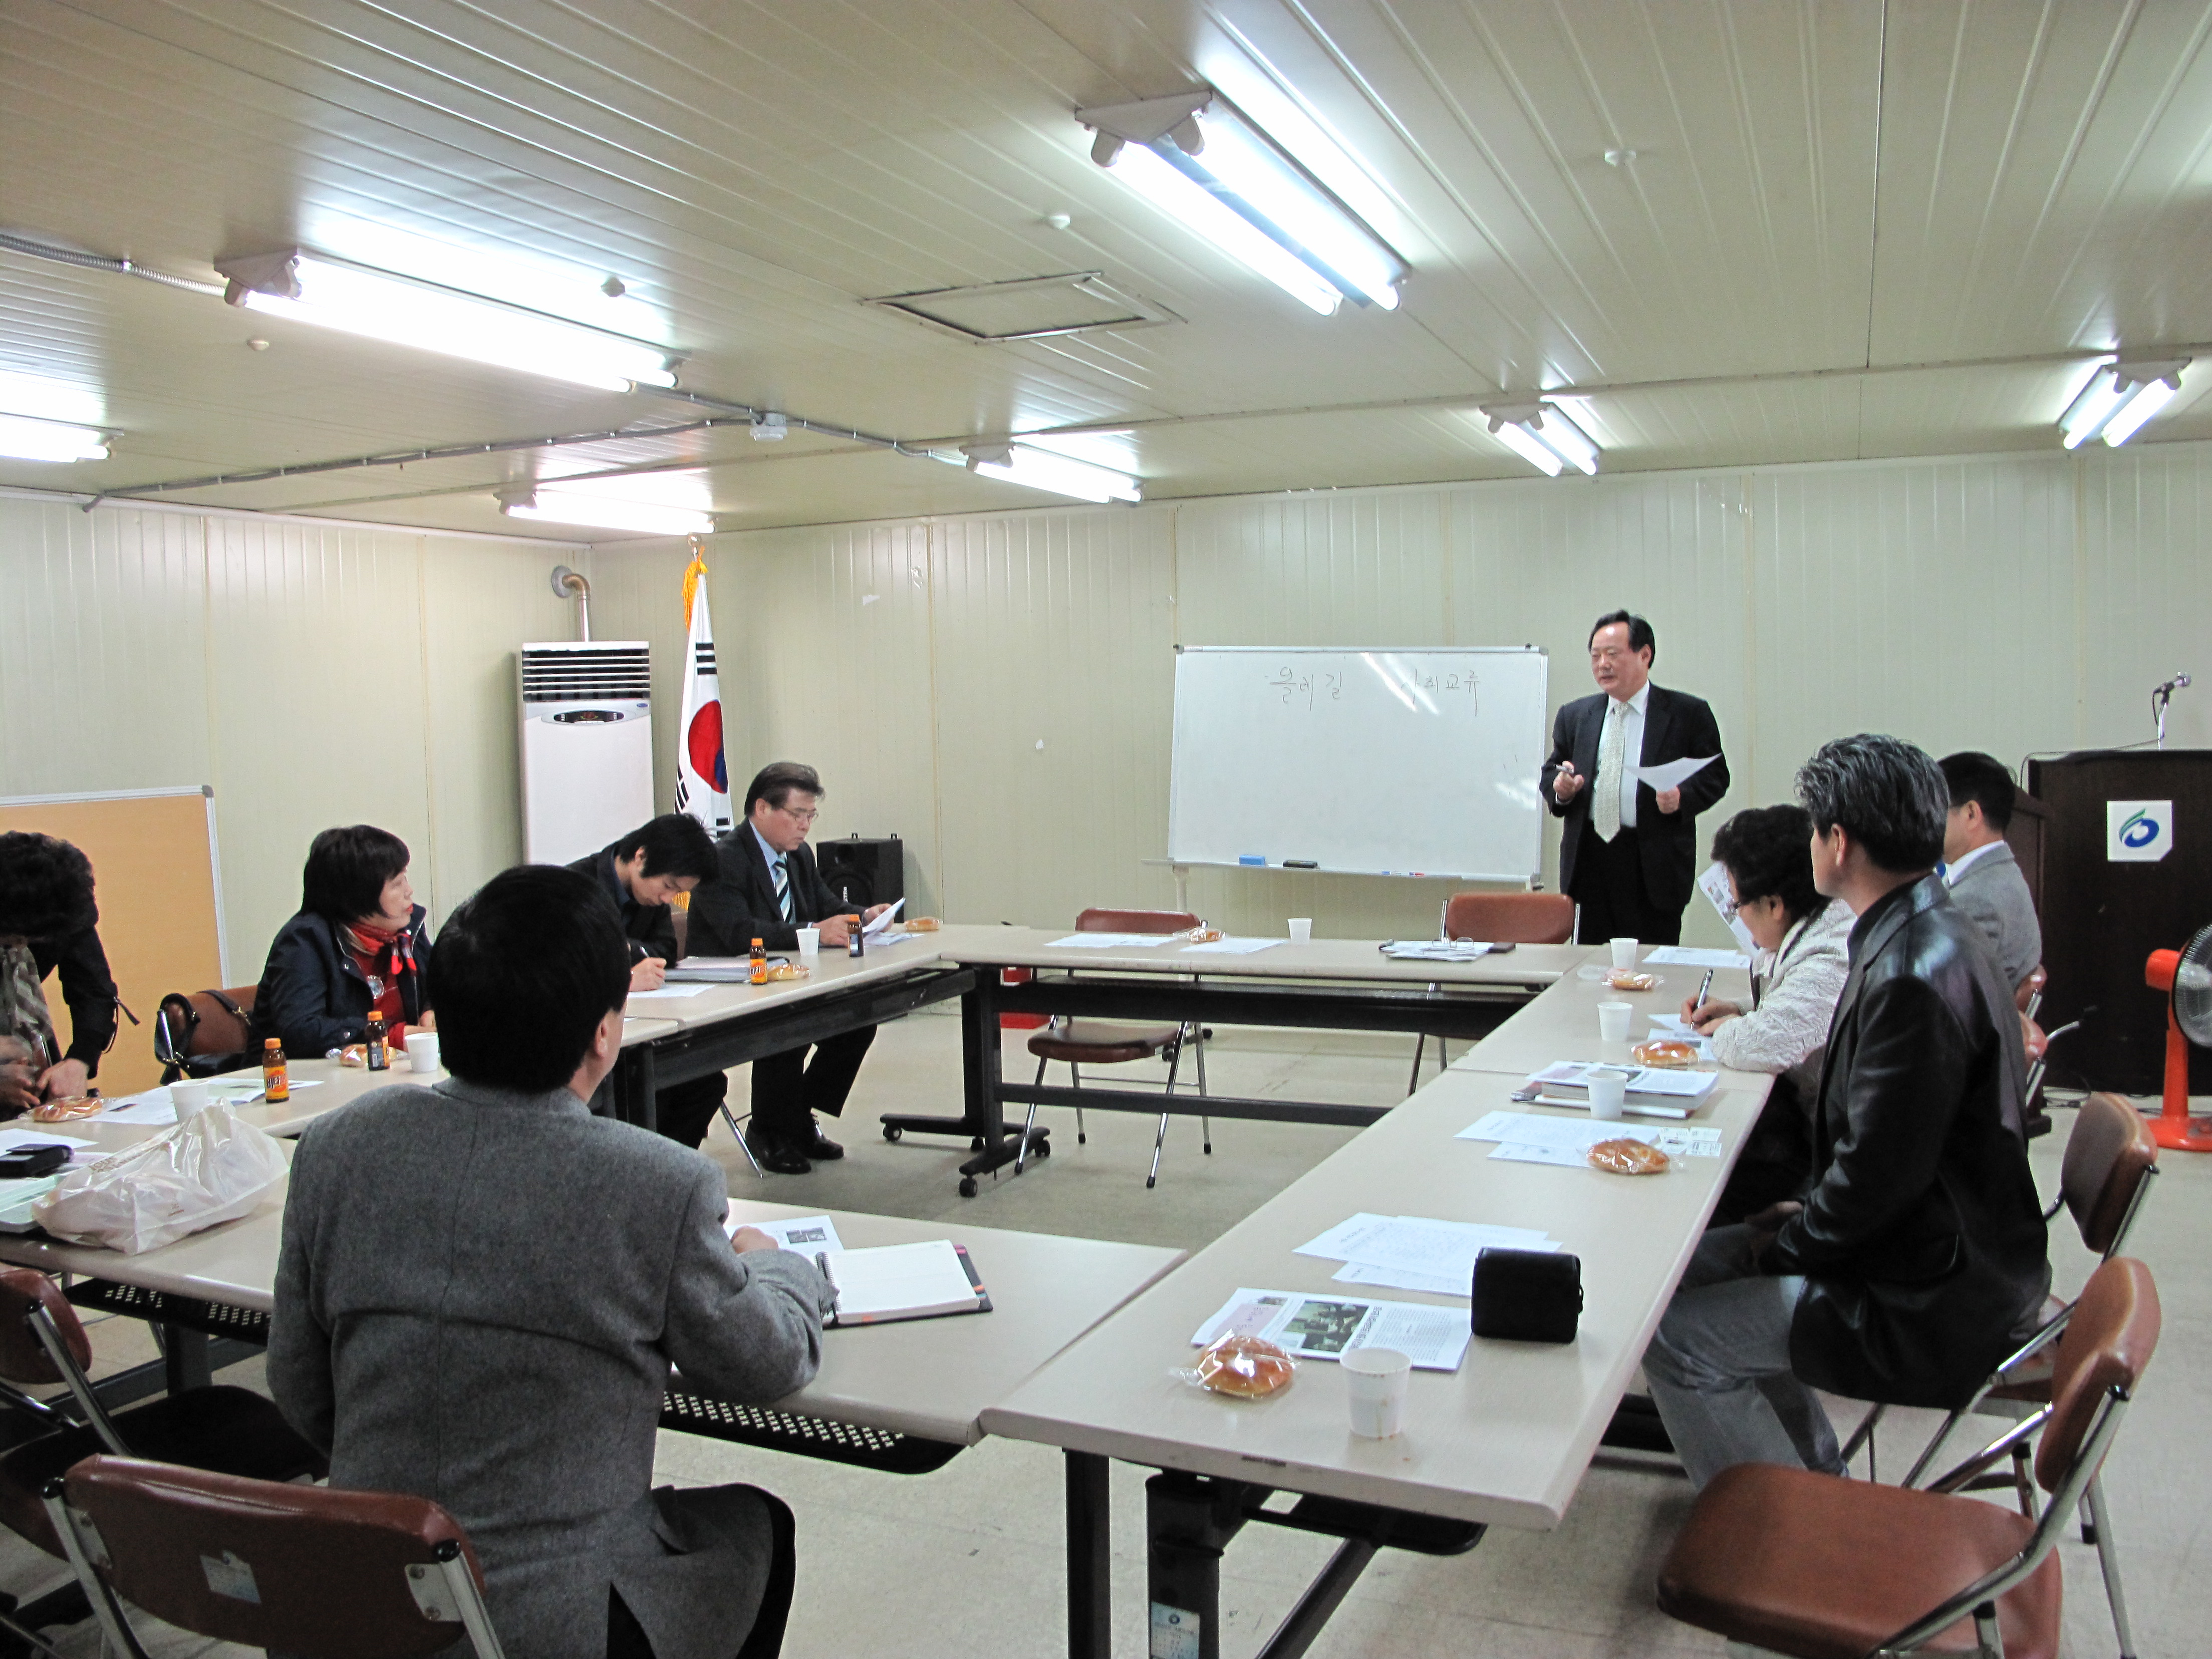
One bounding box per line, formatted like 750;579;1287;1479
686;762;890;1173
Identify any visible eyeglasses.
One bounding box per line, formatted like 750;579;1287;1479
777;803;819;825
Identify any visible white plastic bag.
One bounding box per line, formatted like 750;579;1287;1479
33;1103;288;1254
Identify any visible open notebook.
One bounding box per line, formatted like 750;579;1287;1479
815;1240;991;1327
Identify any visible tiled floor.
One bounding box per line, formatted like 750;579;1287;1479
6;1007;2199;1657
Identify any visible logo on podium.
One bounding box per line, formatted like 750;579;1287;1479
2106;799;2173;862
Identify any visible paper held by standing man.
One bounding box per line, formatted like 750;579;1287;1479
1633;754;1719;793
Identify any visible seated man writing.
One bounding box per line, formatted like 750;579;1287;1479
270;865;832;1659
1681;804;1851;1226
570;812;720;992
687;762;889;1171
1939;749;2042;994
1643;733;2047;1489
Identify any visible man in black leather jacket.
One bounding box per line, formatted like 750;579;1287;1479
1643;733;2048;1489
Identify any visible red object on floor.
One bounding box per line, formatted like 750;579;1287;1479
999;966;1048;1031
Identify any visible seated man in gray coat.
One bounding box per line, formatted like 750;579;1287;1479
1939;750;2043;993
270;865;832;1659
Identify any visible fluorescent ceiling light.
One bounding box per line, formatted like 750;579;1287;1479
963;442;1143;503
0;413;109;462
1480;401;1600;476
217;250;679;393
1079;91;1407;316
498;475;713;537
2058;357;2189;448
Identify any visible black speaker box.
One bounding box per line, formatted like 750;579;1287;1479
814;836;905;911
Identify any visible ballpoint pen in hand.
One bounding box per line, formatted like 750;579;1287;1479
1694;969;1715;1017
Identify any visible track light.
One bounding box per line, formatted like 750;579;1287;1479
496;480;713;538
2059;358;2189;448
962;442;1143;503
0;413;110;462
1480;401;1600;476
1078;91;1406;317
217;249;680;393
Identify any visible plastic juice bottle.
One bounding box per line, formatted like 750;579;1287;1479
262;1037;290;1102
365;1010;389;1070
750;938;768;984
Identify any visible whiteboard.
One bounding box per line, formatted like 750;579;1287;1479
1167;648;1549;880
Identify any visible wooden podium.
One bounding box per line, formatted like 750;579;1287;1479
2027;749;2212;1096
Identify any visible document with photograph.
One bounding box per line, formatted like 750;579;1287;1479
1190;1287;1473;1371
722;1209;846;1252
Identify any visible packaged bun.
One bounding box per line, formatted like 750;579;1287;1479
766;962;810;981
1604;970;1658;992
1630;1039;1700;1068
1186;1333;1296;1399
32;1095;103;1122
1588;1138;1671;1176
908;916;942;932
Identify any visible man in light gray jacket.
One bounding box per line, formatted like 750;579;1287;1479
1939;751;2043;994
270;865;831;1659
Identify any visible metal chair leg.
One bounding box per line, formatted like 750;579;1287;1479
1015;1099;1039;1175
2085;1474;2139;1659
1149;1039;1186;1190
1840;1402;1886;1478
1188;1022;1212;1154
717;1102;764;1179
1407;1034;1426;1096
1070;1061;1085;1142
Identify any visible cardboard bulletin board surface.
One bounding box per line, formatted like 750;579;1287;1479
0;787;226;1096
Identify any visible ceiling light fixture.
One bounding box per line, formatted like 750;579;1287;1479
496;484;713;538
961;442;1143;503
216;249;681;393
1479;401;1600;476
1077;90;1406;317
0;413;111;462
2059;358;2190;448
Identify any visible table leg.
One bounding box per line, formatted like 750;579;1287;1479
1145;1472;1249;1659
1066;1451;1111;1659
603;1044;657;1130
160;1323;211;1394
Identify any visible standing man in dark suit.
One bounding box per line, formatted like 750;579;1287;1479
1540;611;1731;946
687;762;890;1173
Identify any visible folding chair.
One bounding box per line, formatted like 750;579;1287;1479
1025;908;1210;1188
49;1454;503;1657
152;988;257;1085
1408;892;1574;1091
1658;1256;2161;1659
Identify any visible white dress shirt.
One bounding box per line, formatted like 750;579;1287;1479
1599;684;1650;831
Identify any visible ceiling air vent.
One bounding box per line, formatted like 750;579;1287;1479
862;272;1182;342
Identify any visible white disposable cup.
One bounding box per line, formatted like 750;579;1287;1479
1610;937;1639;970
795;927;821;959
405;1032;441;1074
1597;1001;1634;1043
1288;918;1313;943
1586;1066;1630;1120
169;1080;217;1120
1343;1346;1412;1439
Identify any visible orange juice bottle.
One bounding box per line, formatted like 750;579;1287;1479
749;938;767;984
262;1038;290;1102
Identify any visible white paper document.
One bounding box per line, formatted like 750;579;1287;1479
0;1128;95;1155
1379;940;1494;961
1330;1262;1476;1296
1193;1287;1472;1371
1181;937;1280;955
724;1208;846;1252
1527;1061;1718;1100
1697;861;1761;956
1459;1110;1723;1162
818;1240;985;1324
1633;754;1718;793
863;899;906;936
1646;1017;1716;1058
1295;1213;1559;1297
626;984;716;1002
1642;945;1751;970
1045;933;1176;949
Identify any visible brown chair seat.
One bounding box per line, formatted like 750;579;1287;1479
1026;1021;1183;1065
1656;1463;2059;1659
0;1385;325;1556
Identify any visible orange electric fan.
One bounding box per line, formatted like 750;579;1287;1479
2144;921;2212;1152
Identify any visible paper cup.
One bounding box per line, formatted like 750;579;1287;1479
1610;937;1640;970
1586;1066;1631;1120
1597;1001;1633;1043
405;1032;441;1074
1343;1346;1411;1439
169;1079;217;1120
795;927;821;959
1288;918;1313;943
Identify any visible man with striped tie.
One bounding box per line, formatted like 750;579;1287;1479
685;762;891;1172
1540;612;1731;947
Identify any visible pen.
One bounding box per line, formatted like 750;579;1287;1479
1694;969;1714;1014
814;1251;841;1328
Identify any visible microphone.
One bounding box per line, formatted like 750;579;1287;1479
2153;672;2193;698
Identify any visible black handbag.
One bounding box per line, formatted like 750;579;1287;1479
1471;1247;1583;1343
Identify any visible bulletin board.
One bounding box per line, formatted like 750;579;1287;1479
0;786;227;1096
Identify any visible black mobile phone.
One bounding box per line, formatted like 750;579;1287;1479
0;1145;71;1180
1487;941;1518;953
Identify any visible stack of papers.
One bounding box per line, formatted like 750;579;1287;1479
1045;932;1175;949
1379;940;1494;961
1459;1110;1722;1167
1295;1211;1561;1296
1642;946;1750;970
626;984;715;1003
1646;1014;1716;1059
724;1209;846;1251
1193;1287;1473;1371
819;1241;989;1326
1182;937;1279;955
1523;1061;1717;1117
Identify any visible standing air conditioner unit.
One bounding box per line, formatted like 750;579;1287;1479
519;641;654;865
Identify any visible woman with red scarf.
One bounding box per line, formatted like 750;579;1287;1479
252;825;434;1058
